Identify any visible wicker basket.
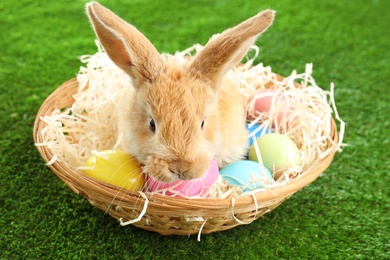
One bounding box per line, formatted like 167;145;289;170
33;77;338;235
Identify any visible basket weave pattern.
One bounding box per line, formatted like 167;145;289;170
34;78;338;235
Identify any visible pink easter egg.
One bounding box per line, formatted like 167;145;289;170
147;159;219;197
249;89;292;126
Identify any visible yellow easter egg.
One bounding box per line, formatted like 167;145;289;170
83;150;145;191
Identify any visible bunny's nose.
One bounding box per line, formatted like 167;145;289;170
168;160;192;180
166;156;210;181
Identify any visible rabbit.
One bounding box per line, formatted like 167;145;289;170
86;2;275;183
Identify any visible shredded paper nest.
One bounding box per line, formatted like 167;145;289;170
36;41;345;200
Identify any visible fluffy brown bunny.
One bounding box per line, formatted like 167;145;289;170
86;2;274;183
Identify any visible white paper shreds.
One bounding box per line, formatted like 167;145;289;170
35;41;345;199
37;41;133;170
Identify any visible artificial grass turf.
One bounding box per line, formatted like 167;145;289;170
1;0;389;258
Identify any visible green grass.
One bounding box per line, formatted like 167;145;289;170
1;0;389;259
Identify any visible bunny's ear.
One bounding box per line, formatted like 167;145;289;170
86;2;163;86
190;10;275;88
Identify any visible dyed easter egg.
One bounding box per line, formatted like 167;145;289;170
220;160;274;192
83;150;145;191
147;159;219;197
249;89;292;125
246;122;270;146
248;133;301;178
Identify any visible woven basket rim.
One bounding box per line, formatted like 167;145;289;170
33;77;338;234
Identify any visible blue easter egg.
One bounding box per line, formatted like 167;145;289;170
246;123;270;146
220;160;274;192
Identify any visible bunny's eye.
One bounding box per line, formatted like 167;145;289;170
149;118;156;133
201;119;205;129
